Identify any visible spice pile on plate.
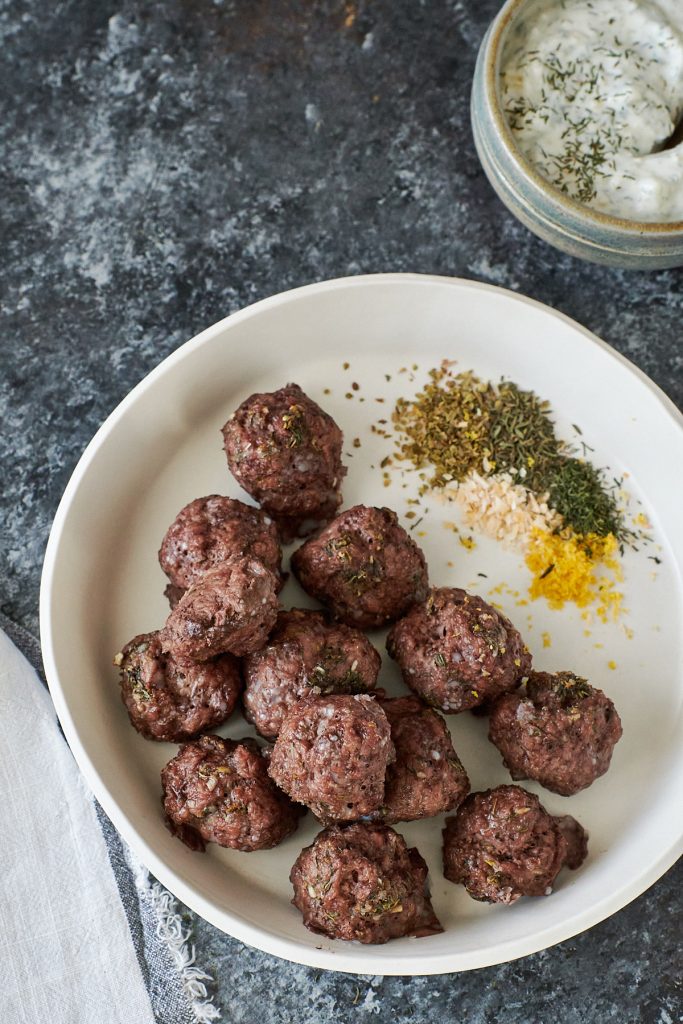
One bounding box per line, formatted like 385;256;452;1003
391;362;640;620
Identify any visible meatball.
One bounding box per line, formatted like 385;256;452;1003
268;694;394;822
291;505;429;629
221;383;346;539
158;495;282;605
242;609;382;741
161;557;279;661
376;696;470;824
443;785;587;904
387;588;530;713
164;583;186;610
161;735;302;852
488;670;623;796
115;631;241;742
291;822;443;943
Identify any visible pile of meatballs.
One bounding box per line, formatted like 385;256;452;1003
115;383;623;945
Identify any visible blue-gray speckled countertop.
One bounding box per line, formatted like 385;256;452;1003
1;1;681;1020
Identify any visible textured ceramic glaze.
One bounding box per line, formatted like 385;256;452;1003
471;0;683;268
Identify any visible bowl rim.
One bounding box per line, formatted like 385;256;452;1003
39;272;683;974
484;0;683;234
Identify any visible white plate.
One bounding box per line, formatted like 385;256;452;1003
40;274;683;975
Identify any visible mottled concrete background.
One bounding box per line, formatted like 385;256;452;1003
1;0;681;1020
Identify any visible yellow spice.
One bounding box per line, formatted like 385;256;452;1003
525;528;624;621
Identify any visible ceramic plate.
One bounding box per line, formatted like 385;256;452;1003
40;274;683;974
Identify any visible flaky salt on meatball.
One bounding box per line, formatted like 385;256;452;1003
291;505;429;630
158;495;282;606
115;631;241;742
290;822;443;943
443;785;587;904
161;735;302;852
162;557;279;661
242;609;382;741
376;696;470;824
488;670;623;796
268;694;394;823
387;588;531;713
222;383;346;540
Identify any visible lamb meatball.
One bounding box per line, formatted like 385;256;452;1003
162;557;279;661
221;383;346;539
161;735;302;852
159;495;282;605
268;694;394;822
488;670;623;796
164;584;186;610
443;785;587;904
291;822;443;943
291;505;429;629
387;588;530;713
242;609;382;741
377;696;470;824
115;631;241;742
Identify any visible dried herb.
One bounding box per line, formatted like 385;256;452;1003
550;672;593;706
392;363;630;543
128;667;151;703
488;381;561;491
281;404;305;447
392;366;564;489
547;458;630;541
392;367;496;488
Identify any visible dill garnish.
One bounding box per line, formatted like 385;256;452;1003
546;457;631;541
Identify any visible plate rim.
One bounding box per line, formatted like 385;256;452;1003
39;273;683;974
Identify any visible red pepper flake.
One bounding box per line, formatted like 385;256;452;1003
351;382;360;392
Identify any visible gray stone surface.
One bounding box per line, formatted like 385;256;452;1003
1;0;681;1019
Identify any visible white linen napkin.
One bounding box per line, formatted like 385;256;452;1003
0;628;156;1022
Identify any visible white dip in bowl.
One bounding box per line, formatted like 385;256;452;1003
501;0;683;223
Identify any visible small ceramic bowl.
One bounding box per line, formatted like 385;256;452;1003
471;0;683;270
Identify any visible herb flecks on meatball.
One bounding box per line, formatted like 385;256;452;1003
243;609;382;741
443;784;587;904
158;495;282;602
222;383;346;540
291;505;429;629
387;587;530;713
268;694;394;822
161;557;279;661
115;631;241;742
488;670;623;795
290;822;443;943
161;735;302;852
377;696;470;824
